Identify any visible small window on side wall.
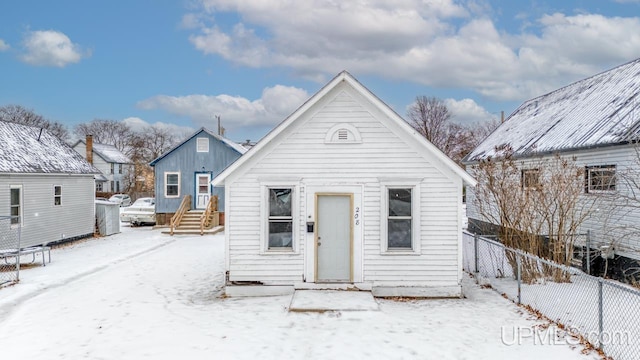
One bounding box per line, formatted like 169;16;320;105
521;169;541;190
585;165;616;193
267;188;293;250
54;185;62;206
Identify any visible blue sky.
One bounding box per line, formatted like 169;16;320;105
1;0;640;143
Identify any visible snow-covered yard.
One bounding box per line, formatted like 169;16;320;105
0;225;600;359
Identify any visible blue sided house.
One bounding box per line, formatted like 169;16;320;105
149;127;246;225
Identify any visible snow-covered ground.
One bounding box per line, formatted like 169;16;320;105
462;233;640;360
0;225;600;360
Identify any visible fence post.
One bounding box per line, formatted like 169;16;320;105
516;252;522;305
474;234;479;274
16;220;21;282
598;278;604;352
586;230;591;275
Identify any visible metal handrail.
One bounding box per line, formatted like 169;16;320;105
170;195;191;235
200;195;219;235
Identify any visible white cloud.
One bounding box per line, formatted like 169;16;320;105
136;85;309;132
122;117;195;136
0;39;9;51
186;1;640;102
445;98;497;125
20;30;88;67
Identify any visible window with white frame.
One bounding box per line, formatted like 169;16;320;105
585;165;616;193
267;188;293;250
54;185;62;206
10;185;21;225
110;163;114;174
118;164;123;174
387;188;413;249
197;137;209;152
96;182;103;192
165;172;180;197
521;169;541;190
116;181;120;193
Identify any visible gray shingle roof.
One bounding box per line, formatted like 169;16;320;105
0;121;100;174
465;58;640;163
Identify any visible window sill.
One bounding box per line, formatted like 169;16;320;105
261;249;298;255
381;250;421;256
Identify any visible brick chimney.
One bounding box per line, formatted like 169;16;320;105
86;135;93;164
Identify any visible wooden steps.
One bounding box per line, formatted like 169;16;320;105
163;210;222;235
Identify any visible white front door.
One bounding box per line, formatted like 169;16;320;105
195;173;211;209
316;194;352;282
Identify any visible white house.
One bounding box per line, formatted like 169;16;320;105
463;57;640;280
0;121;100;248
72;136;133;193
212;71;476;297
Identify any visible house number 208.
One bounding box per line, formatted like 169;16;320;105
354;207;360;225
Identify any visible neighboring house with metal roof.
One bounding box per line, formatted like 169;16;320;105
72;136;133;193
0;121;100;248
149;127;246;226
212;71;476;297
463;57;640;278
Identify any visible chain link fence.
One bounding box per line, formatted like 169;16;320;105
0;216;21;286
463;231;640;360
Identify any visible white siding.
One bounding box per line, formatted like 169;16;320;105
0;174;95;248
466;145;640;259
226;85;463;286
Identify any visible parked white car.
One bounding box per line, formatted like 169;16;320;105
120;197;156;226
109;194;132;207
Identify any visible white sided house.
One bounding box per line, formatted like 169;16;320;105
0;121;100;249
212;71;476;298
463;58;640;279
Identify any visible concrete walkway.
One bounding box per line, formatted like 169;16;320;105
289;289;380;312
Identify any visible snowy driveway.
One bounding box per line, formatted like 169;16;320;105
0;226;598;360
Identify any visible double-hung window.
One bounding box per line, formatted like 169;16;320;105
387;188;413;249
10;185;21;225
110;163;114;174
381;182;420;254
267;188;293;250
585;165;616;193
118;164;123;174
54;185;62;206
165;172;180;197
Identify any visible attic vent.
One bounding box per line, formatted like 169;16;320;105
197;137;209;152
337;129;349;140
324;123;362;144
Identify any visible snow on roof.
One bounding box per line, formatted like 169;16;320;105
149;127;247;166
91;142;132;164
0;121;101;174
465;58;640;163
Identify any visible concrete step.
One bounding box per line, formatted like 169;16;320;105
161;225;224;235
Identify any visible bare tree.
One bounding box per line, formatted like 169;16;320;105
471;148;606;282
0;104;69;140
406;96;500;163
407;96;452;151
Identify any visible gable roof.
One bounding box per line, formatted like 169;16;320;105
465;57;640;163
0;121;100;174
72;140;132;164
149;127;247;166
212;71;476;186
